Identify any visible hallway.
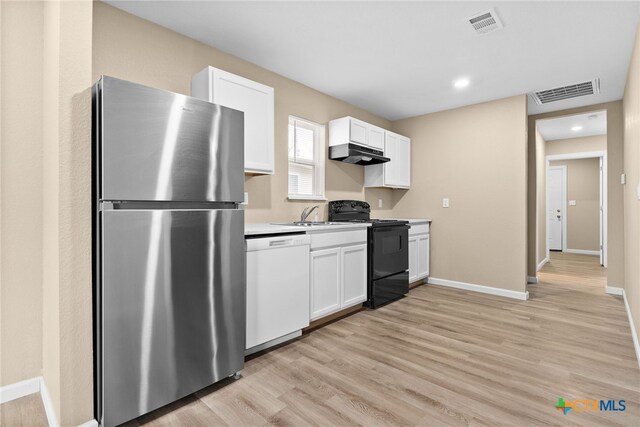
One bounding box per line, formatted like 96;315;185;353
539;251;607;294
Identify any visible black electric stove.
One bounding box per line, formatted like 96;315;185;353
328;200;410;308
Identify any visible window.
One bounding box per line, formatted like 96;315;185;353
288;116;326;200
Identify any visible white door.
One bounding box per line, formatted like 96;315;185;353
397;136;411;187
547;166;565;251
310;248;341;320
211;70;275;174
417;235;430;279
349;119;368;146
384;133;400;186
340;244;367;307
408;236;418;283
368;126;385;150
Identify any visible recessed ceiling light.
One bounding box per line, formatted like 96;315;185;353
571;126;583;131
454;78;470;89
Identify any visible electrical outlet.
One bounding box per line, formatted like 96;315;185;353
442;198;450;208
621;173;626;185
243;192;249;205
637;182;640;200
569;200;576;206
378;199;383;208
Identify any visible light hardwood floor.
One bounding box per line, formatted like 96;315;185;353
0;394;48;427
123;252;639;427
2;252;637;426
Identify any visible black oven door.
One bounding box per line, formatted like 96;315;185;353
370;225;409;280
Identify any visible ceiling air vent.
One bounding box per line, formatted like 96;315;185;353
530;79;601;105
467;8;504;35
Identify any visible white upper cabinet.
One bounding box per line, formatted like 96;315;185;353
192;67;275;175
367;125;385;151
329;117;385;151
364;130;411;189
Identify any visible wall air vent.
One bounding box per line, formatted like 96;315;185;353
467;8;504;35
530;79;601;105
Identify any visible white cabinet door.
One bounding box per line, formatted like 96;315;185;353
397;135;411;187
192;67;274;174
310;248;341;320
340;244;367;307
368;126;385;151
417;235;430;279
408;236;419;283
384;133;401;186
349;119;368;145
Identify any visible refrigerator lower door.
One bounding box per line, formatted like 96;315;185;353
99;209;245;427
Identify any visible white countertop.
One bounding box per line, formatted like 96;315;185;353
245;222;369;236
393;218;432;224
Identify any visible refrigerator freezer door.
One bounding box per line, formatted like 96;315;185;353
100;209;245;427
98;76;244;202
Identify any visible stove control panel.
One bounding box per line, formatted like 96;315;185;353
329;200;370;213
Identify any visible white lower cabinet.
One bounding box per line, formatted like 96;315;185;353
310;230;367;321
408;223;430;283
310;248;341;319
340;244;367;307
408;236;419;283
418;234;430;279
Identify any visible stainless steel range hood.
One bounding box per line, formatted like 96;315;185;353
329;143;390;165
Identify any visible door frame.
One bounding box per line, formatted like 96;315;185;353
545;150;607;266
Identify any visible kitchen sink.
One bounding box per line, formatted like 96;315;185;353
271;221;352;227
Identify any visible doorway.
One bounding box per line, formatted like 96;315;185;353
545;152;606;265
534;110;608;293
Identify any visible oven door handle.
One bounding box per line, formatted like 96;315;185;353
372;225;409;233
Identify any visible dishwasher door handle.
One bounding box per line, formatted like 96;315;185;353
269;239;292;247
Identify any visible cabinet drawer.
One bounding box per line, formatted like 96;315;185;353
409;223;429;236
310;229;367;251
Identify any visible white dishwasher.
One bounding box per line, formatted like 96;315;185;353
245;233;310;355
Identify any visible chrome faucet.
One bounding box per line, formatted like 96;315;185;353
300;205;319;222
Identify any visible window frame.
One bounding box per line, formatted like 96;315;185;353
287;116;326;201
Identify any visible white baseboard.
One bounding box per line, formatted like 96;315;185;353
40;377;58;427
527;276;538;284
78;420;99;427
605;286;624;296
0;377;40;404
537;257;549;271
565;249;600;256
427;277;529;300
619;289;640;369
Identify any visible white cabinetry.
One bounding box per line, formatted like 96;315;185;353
341;244;368;307
192;66;274;174
309;230;367;321
329;117;385;151
310;248;341;319
408;223;430;283
365;131;411;189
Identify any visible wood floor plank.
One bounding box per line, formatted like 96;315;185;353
8;251;636;426
0;394;48;427
126;251;639;426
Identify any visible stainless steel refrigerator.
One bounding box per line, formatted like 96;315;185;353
93;76;245;427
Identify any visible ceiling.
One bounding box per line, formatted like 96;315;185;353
104;1;640;121
536;110;607;141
